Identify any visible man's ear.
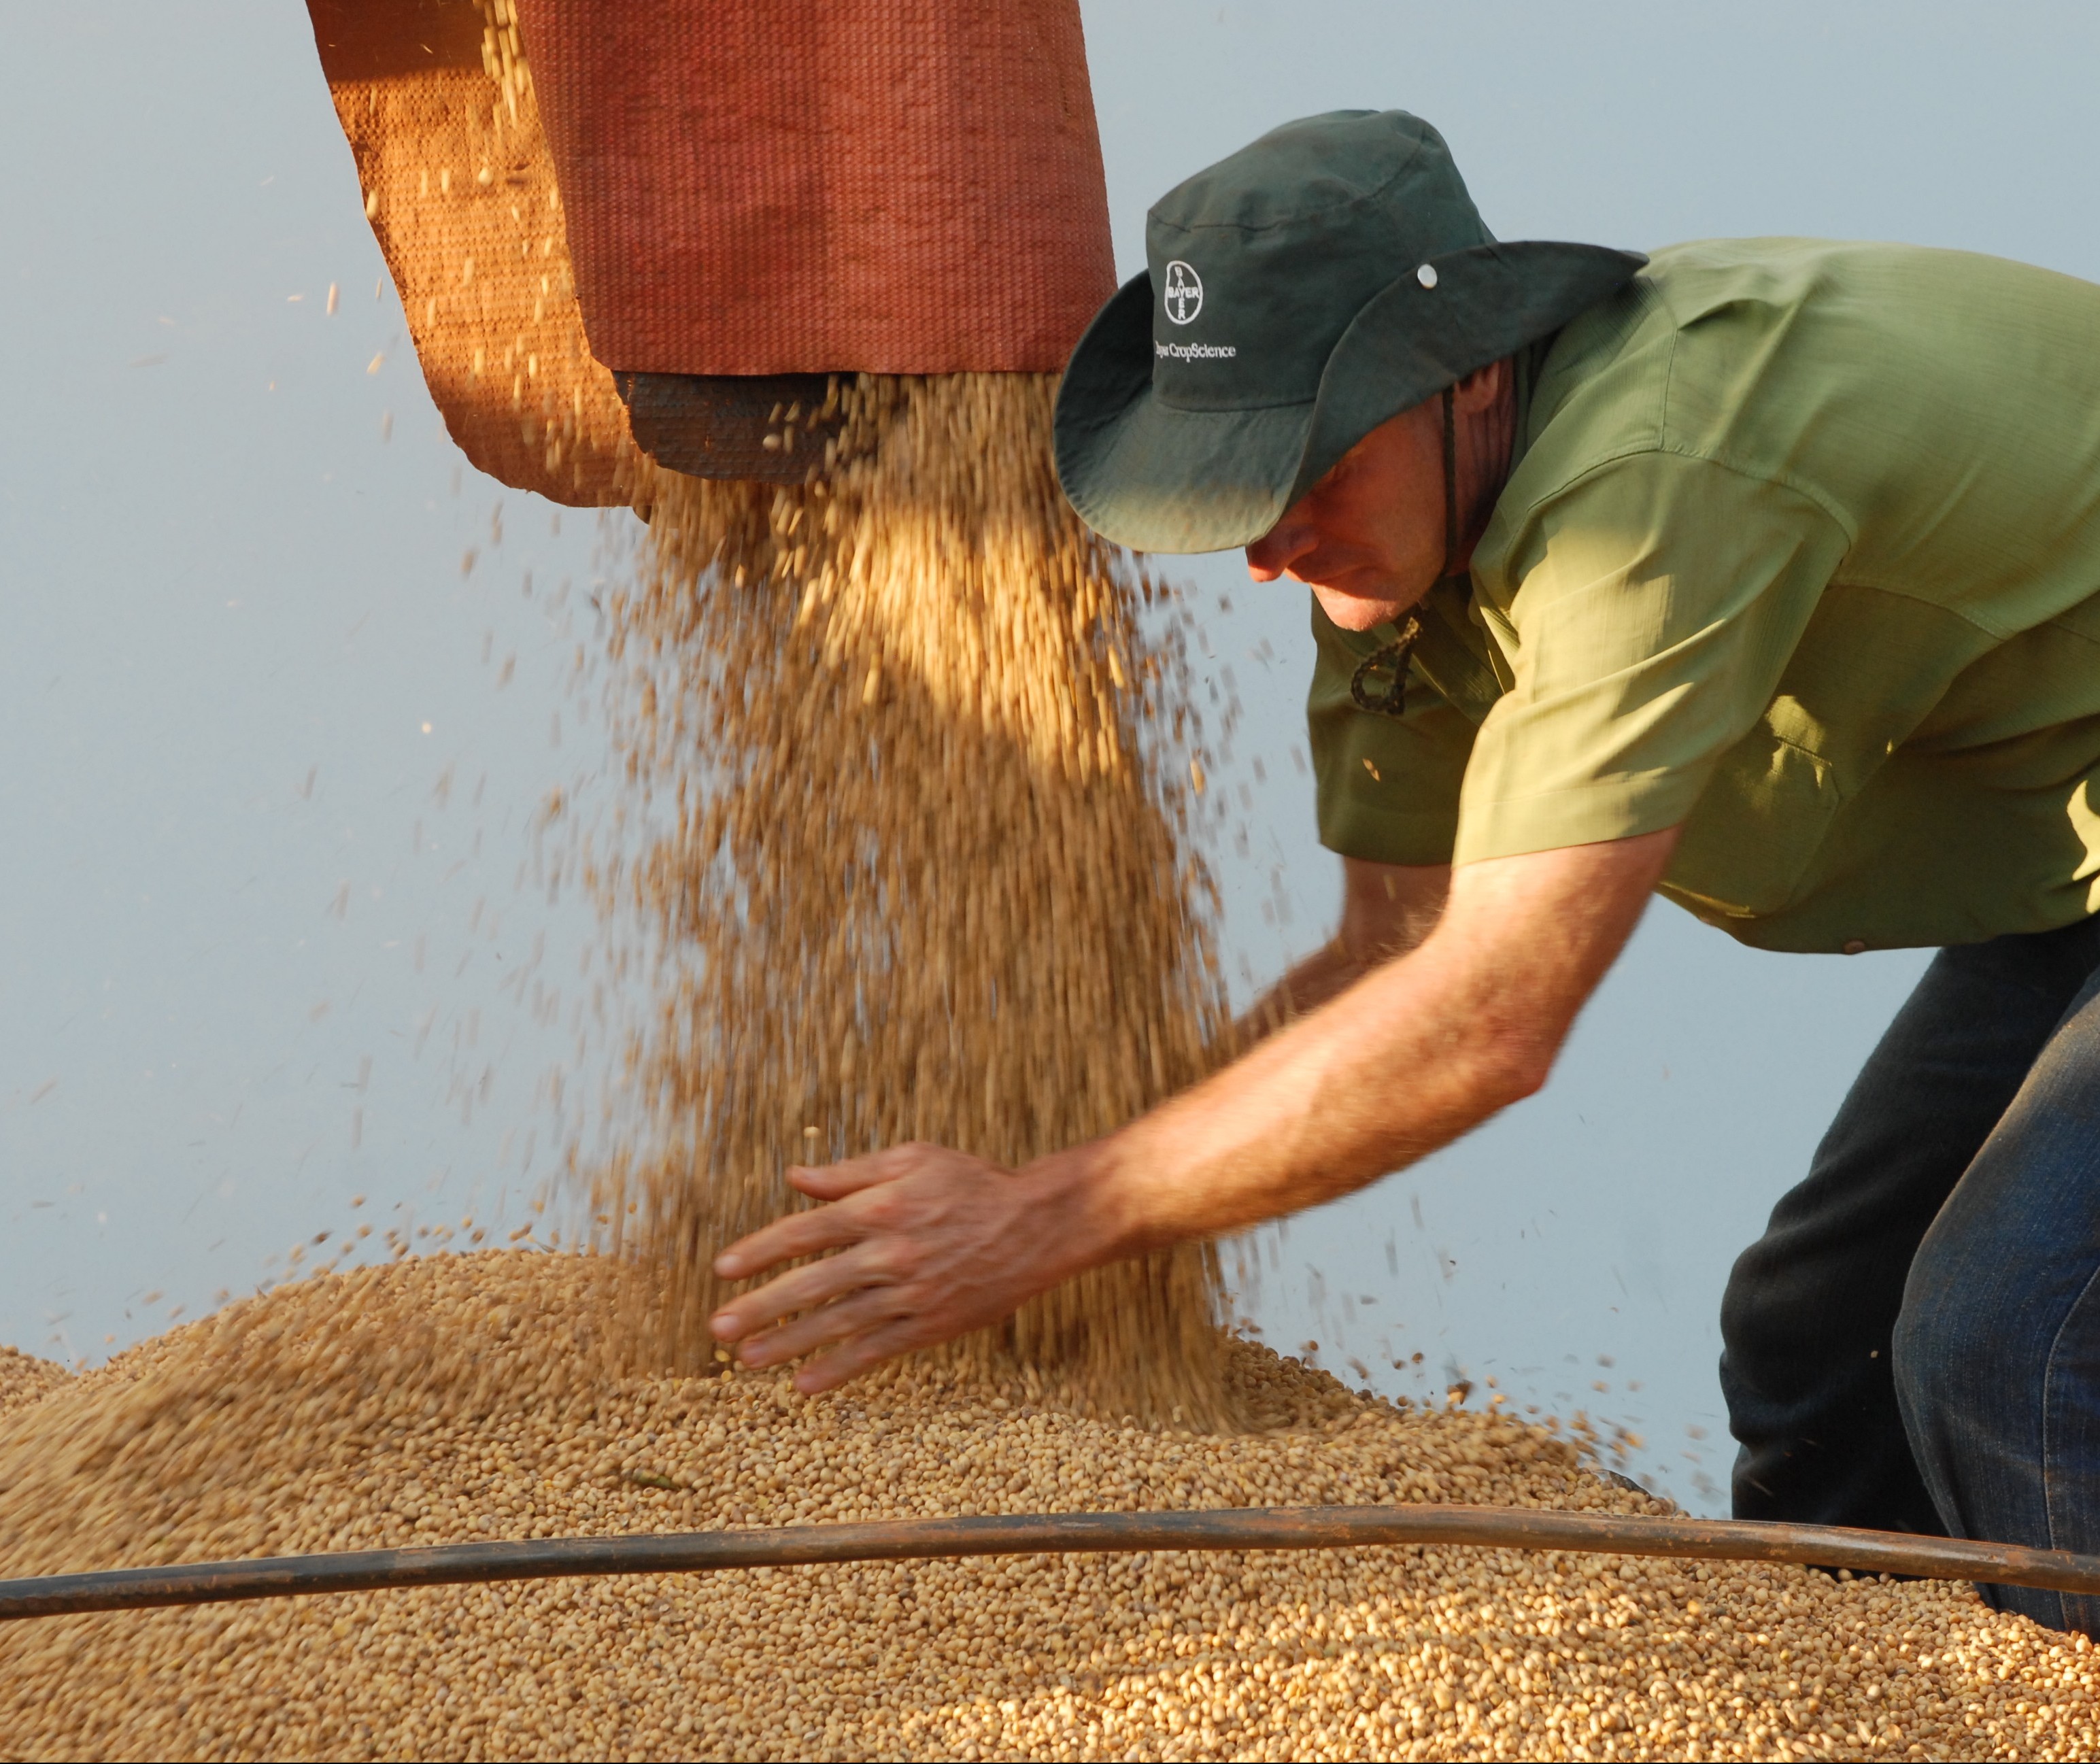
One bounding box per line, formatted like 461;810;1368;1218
1452;356;1510;415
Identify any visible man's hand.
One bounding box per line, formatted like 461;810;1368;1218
707;1144;1100;1394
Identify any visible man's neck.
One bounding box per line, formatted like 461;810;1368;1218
1451;364;1519;575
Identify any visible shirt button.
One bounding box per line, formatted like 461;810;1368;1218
1842;939;1867;955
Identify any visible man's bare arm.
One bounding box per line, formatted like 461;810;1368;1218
1238;857;1451;1041
711;828;1680;1390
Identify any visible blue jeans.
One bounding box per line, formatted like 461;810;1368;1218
1720;914;2100;1633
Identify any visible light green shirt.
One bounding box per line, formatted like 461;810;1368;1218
1309;238;2100;953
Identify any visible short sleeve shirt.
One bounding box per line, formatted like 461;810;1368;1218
1308;239;2100;953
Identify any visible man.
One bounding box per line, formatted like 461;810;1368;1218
709;109;2100;1635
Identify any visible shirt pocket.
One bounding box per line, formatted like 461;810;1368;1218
1664;728;1844;919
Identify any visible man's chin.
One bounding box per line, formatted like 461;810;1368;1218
1308;581;1415;633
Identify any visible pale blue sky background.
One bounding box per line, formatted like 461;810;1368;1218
7;2;2094;1507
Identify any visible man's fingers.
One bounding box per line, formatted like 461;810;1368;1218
734;1287;910;1369
786;1142;940;1200
793;1318;938;1395
711;1200;870;1282
785;1162;892;1201
709;1241;895;1342
704;1141;1042;1395
720;1142;978;1278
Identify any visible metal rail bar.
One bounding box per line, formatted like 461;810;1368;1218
5;1504;2098;1621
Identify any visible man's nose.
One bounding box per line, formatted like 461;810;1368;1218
1246;517;1315;583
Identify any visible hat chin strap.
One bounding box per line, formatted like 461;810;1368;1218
1440;382;1459;582
1346;381;1456;722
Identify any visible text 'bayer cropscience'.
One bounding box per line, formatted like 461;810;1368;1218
1155;341;1238;360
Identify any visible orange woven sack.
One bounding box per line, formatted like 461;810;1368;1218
508;0;1119;379
304;0;636;505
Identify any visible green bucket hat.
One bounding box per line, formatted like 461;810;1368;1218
1053;110;1646;554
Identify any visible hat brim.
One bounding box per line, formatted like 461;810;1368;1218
1053;274;1315;554
1055;242;1647;554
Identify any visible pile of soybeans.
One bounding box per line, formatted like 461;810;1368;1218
0;1250;2096;1761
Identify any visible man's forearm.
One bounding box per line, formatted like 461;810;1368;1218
1031;923;1536;1260
1235;856;1451;1045
1031;830;1680;1263
1235;938;1366;1043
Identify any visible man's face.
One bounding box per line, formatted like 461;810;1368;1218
1243;399;1448;632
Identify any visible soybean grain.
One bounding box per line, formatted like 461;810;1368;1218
1;1251;2095;1761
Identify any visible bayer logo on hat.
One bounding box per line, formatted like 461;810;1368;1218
1162;260;1203;325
